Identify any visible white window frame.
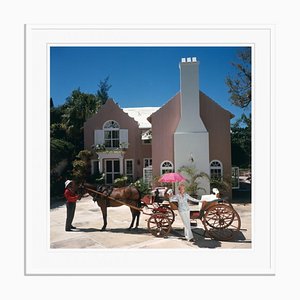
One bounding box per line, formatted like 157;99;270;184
160;160;173;175
210;160;223;180
232;167;240;189
143;165;153;186
103;120;120;149
125;159;134;182
144;158;152;168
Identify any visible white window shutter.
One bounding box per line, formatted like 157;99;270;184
119;129;128;148
94;129;104;145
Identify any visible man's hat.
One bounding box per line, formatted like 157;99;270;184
65;180;72;188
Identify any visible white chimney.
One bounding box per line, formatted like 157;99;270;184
175;57;207;132
174;57;210;195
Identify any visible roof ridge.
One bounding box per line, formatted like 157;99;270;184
122;106;160;128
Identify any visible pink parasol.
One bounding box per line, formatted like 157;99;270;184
158;172;186;183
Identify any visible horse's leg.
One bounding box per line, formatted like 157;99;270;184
135;211;140;229
128;208;135;230
128;208;137;230
101;206;108;231
129;209;140;230
98;200;107;231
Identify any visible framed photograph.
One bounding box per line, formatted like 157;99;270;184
25;25;274;275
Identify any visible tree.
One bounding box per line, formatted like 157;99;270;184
71;150;93;183
226;48;251;109
50;138;74;169
50;78;112;197
61;89;100;151
226;48;252;169
61;78;112;152
96;76;112;106
231;113;251;168
50;103;64;125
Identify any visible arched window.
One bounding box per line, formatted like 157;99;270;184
210;160;223;180
103;120;120;148
160;161;174;175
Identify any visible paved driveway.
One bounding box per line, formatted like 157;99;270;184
50;196;251;249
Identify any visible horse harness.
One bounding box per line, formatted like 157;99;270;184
89;184;142;211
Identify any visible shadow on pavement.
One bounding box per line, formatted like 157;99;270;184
172;227;250;248
170;227;222;248
73;226;250;248
50;199;65;209
77;227;103;232
232;182;251;204
78;227;150;234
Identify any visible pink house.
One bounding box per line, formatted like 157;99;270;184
84;57;234;196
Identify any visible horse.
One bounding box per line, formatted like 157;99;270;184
79;182;142;231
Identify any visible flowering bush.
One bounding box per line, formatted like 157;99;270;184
93;142;129;153
133;179;151;197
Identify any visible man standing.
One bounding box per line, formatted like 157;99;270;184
64;180;80;231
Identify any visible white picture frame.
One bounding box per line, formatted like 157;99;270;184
25;25;274;275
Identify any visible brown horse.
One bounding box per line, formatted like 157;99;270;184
80;182;142;231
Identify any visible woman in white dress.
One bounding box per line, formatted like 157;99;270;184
168;183;202;242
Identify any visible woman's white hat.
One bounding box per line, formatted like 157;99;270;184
65;180;72;188
212;188;219;195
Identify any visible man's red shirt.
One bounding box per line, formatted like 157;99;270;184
64;188;79;203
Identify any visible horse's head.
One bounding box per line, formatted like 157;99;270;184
76;182;91;196
77;182;85;196
78;182;101;202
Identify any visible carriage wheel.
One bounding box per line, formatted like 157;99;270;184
203;204;241;241
153;206;175;225
147;213;171;238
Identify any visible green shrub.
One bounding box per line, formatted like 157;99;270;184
50;138;74;169
133;179;151;197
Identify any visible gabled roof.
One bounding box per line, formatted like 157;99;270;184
123;107;160;128
147;91;235;123
200;91;235;119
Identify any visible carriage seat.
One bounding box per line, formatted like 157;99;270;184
151;187;168;204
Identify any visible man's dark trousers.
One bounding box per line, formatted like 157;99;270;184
65;202;76;230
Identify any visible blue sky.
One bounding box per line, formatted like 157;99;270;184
50;46;251;122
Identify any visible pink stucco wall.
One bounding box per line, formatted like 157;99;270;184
200;91;233;195
150;93;180;177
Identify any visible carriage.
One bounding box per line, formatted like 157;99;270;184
82;183;241;242
146;193;241;241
